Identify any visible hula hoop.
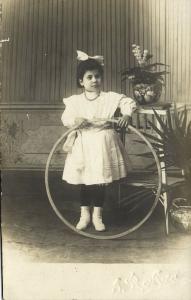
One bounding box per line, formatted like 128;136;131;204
45;123;162;240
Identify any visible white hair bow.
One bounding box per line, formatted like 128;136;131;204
77;50;104;66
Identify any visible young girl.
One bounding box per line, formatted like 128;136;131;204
61;50;136;232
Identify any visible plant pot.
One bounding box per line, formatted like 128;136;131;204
169;198;191;233
132;82;162;105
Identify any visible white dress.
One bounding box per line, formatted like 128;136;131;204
61;91;136;185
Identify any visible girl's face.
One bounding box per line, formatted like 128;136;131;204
79;70;102;92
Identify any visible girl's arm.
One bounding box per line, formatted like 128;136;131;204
61;108;92;129
61;111;76;128
62;114;92;129
61;98;76;128
61;97;93;129
117;97;137;128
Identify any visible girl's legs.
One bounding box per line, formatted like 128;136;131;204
91;185;105;207
76;205;91;230
76;185;92;230
91;185;106;231
76;185;106;231
80;185;105;207
80;185;93;206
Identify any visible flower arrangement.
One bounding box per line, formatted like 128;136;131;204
122;44;168;85
121;44;169;104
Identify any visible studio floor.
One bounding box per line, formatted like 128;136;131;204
1;170;191;264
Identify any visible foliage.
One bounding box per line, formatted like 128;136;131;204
121;44;169;85
137;105;191;178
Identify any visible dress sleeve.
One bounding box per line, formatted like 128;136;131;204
118;96;137;116
61;97;77;127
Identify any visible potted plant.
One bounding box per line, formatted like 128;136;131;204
142;105;191;232
144;105;191;175
121;44;169;105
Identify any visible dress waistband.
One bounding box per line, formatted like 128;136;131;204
80;122;114;131
63;122;114;153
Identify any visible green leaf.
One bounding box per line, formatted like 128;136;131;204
173;103;182;130
144;63;168;69
187;120;191;135
121;67;141;75
145;162;159;169
142;132;164;144
121;77;129;82
180;106;187;134
134;139;164;149
152;109;171;134
135;152;154;158
147;120;168;139
179;108;185;123
146;70;169;76
166;109;173;132
145;54;153;61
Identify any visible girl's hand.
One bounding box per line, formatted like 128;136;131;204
117;115;131;128
75;117;86;125
75;118;92;128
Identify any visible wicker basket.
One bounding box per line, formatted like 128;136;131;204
170;198;191;233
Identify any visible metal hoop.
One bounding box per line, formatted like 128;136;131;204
45;124;162;239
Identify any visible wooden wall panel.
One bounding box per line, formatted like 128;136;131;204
1;0;191;105
166;0;191;103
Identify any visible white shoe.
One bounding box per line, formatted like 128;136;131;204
76;206;91;230
92;207;106;231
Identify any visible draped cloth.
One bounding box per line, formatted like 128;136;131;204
61;91;136;185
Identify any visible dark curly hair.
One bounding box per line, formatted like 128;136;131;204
77;59;104;88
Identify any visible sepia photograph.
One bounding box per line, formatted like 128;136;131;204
1;0;191;299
